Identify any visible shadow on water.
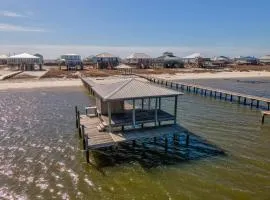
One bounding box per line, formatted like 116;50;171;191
89;127;226;169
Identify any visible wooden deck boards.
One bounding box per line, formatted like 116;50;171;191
80;115;183;149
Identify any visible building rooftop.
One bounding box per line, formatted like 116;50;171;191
9;53;39;59
96;52;117;58
126;53;151;59
83;77;183;101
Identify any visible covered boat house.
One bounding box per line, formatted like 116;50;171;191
77;77;183;162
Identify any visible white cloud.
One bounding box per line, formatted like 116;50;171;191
0;23;46;32
0;44;269;59
0;11;25;17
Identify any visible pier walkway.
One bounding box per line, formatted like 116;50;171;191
137;75;270;110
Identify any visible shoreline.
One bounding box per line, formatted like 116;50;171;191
0;79;82;91
0;71;270;90
150;71;270;80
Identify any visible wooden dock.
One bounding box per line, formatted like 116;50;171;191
261;111;270;124
138;75;270;110
75;107;186;163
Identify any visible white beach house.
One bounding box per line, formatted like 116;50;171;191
259;55;270;64
0;54;8;65
126;53;152;68
7;53;42;71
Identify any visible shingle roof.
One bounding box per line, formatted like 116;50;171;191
86;78;182;101
9;53;39;59
126;53;151;59
96;52;117;58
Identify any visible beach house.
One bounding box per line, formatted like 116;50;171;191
154;52;184;68
234;56;258;65
259;55;270;65
0;55;8;65
126;53;152;68
59;54;83;70
7;53;42;71
95;53;119;69
183;53;210;68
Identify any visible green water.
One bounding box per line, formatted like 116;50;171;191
0;86;269;199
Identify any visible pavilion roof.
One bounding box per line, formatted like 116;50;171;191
9;53;39;59
85;78;183;101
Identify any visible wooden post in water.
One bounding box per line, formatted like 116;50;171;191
165;137;168;152
77;111;81;138
186;132;190;146
75;106;78;128
238;96;241;104
85;137;90;163
250;99;254;108
214;91;217;98
219;92;222;99
244;98;247;105
176;83;179;90
81;125;85;140
256;100;260;108
230;95;233;102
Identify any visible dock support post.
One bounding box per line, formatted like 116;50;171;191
186;132;190;146
268;103;270;111
176;84;179;90
238;96;241;104
250;99;254;108
141;98;144;110
165;137;168;152
133;99;136;128
225;94;227;101
78;111;81;138
148;98;151;110
214;91;217;98
75;106;78;128
174;96;178;124
262;114;265;124
230;95;233;102
108;102;112;133
244;98;247;105
220;92;222;99
171;82;173;88
80;124;85;139
256;100;259;108
85;137;89;163
204;90;207;96
155;98;158;126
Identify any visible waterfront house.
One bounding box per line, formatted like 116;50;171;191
154;52;184;68
59;54;83;70
126;53;152;68
234;56;258;65
7;53;42;71
95;53;119;69
0;54;8;65
211;56;231;66
259;55;270;65
183;53;210;68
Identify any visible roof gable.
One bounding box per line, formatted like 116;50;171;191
88;78;183;101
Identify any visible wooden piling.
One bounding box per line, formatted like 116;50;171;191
186;133;190;146
75;106;78;128
77;111;81;138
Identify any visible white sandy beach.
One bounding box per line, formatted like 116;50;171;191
0;71;270;91
152;71;270;80
0;79;82;91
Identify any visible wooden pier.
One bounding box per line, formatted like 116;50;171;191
138;75;270;110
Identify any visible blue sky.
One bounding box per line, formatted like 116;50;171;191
0;0;270;58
